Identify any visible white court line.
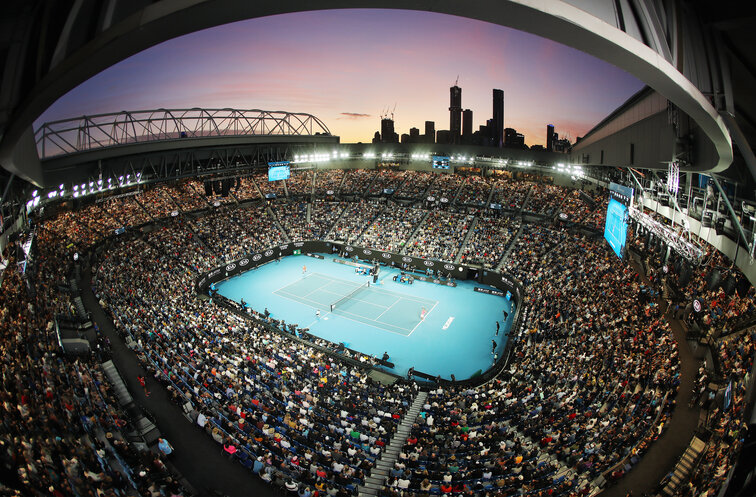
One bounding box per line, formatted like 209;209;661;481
362;283;439;306
330;306;415;336
276;287;412;335
318;289;387;312
273;272;438;336
274;289;330;310
316;271;437;307
408;300;439;335
374;297;402;321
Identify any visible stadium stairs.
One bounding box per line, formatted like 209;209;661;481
323;206;348;240
519;185;534;214
267;204;291;242
354;203;388;245
485;184;496;206
450;179;467;205
454;215;479;263
495;224;525;271
399;211;430;255
133;195;156;221
362;173;381;198
660;436;707;495
357;391;428;497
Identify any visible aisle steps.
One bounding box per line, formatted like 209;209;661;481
357;391;428;497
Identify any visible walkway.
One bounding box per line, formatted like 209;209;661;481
80;265;276;497
600;271;705;496
358;391;428;497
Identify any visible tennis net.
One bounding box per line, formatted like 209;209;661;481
330;281;370;312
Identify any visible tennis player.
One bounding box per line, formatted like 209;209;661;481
420;307;427;320
302;264;307;274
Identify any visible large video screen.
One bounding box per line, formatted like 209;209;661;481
604;182;633;259
268;161;291;181
432;156;450;169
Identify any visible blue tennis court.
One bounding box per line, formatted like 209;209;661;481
215;253;514;379
274;273;437;335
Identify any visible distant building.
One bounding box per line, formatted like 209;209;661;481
372;131;381;144
424;121;435;144
409;127;420;142
546;124;555;151
400;133;410;144
381;118;398;143
493;89;504;147
553;137;571;153
449;85;462;144
462;109;473;141
436;129;451;145
504;127;525;148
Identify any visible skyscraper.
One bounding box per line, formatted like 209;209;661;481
381;118;398;143
462;109;473;140
546;124;555;151
493;89;504;148
425;121;435;144
449;85;462;144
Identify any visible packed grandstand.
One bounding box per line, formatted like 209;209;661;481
1;168;753;497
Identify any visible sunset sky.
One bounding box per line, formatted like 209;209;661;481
36;9;645;146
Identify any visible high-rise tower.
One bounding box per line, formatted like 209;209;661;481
449;84;462;144
462;109;473;140
493;89;504;148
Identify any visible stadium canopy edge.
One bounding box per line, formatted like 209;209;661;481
0;0;732;186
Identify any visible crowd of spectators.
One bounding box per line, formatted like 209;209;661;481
189;179;236;206
135;185;178;218
310;201;348;240
273;200;343;242
0;227;189;495
190;205;256;263
557;189;607;230
286;170;314;197
523;183;565;215
502;225;569;286
633;233;756;341
406;211;472;261
426;174;466;201
456;175;492;206
146;219;220;273
367;170;407;196
93;235;417;496
394;171;436;199
43;209;100;248
491;179;532;210
458;216;520;268
3;167;755;497
254;171;287;198
101;194;152;228
340;170;377;195
314;170;346;197
678;331;753;496
169;182;210;212
328;201;384;244
358;205;427;252
232;176;263;202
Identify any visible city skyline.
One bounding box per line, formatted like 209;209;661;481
35;9;645;147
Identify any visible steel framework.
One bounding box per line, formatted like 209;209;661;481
34;108;332;159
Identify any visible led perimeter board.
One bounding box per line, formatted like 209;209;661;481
268;161;291;181
604;182;633;259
